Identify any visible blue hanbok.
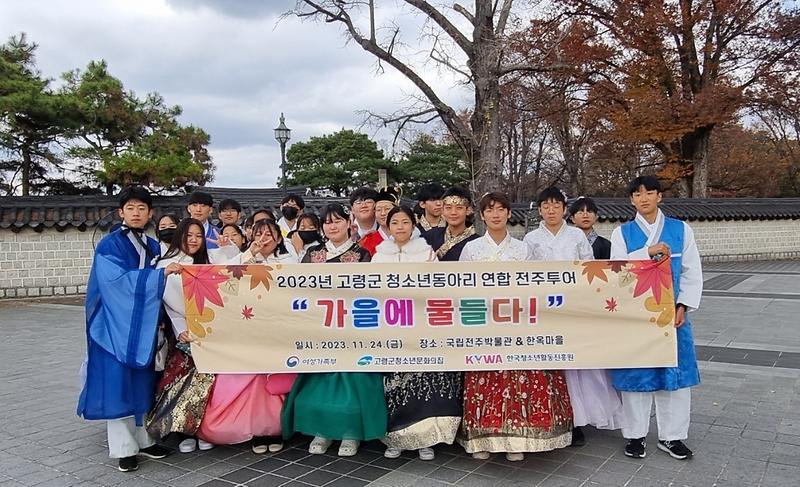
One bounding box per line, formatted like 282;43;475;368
77;229;165;425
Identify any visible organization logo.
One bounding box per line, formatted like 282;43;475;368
286;356;300;368
357;355;374;366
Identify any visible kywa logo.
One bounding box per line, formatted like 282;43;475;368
465;354;504;365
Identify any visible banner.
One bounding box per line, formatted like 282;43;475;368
180;258;677;373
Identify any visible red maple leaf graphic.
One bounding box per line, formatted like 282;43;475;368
605;297;618;312
630;260;673;303
241;305;254;320
182;265;229;313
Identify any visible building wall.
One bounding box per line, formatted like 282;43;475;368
1;218;799;298
0;228;95;298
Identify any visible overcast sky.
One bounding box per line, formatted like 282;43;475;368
0;0;471;188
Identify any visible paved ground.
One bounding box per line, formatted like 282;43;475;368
1;260;799;487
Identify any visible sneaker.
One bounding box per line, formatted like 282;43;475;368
117;456;138;472
570;426;586;447
178;438;197;453
472;451;490;460
657;440;693;460
418;447;435;461
198;439;215;451
138;445;171;459
384;447;402;459
624;438;646;458
505;452;524;462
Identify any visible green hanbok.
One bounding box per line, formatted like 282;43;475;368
281;241;388;440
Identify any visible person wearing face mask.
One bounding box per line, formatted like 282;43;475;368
287;214;323;260
156;214;180;256
277;194;305;237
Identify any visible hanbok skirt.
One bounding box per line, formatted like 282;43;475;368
459;370;573;453
383;372;462;450
281;372;387;441
146;349;214;438
197;374;292;444
565;369;626;430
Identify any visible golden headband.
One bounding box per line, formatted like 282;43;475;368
443;195;470;206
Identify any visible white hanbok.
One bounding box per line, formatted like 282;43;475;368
525;221;626;431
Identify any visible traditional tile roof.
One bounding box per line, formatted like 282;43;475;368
1;187;799;232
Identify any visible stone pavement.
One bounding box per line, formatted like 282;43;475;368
1;261;799;487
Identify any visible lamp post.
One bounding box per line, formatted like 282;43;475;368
274;113;291;196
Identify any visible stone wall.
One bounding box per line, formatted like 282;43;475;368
1;218;799;298
0;228;95;298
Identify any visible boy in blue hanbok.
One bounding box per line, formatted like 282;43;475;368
77;187;182;472
610;176;703;460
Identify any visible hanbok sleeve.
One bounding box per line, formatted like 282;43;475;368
578;235;594;260
160;272;188;337
86;248;166;369
677;223;703;311
208;243;241;264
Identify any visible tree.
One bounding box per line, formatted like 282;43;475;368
395;135;469;196
62;60;214;194
285;129;396;196
0;34;77;195
565;0;800;197
293;1;566;196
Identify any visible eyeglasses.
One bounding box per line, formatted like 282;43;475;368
352;199;375;206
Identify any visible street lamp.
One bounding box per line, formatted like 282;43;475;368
274;113;291;196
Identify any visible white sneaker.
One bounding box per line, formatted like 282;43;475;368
198;439;214;451
472;451;490;460
418;447;435;461
505;452;524;462
384;447;402;459
338;440;359;457
178;438;197;453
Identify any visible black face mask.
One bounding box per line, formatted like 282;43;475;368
281;206;299;220
298;230;320;245
158;228;176;244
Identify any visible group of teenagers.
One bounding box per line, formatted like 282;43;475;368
77;175;703;473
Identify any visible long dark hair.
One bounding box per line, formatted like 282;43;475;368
161;218;210;264
251;219;289;257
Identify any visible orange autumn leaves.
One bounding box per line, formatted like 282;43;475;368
581;259;675;326
181;264;274;339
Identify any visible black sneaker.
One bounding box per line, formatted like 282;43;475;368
570;426;586;447
118;456;138;472
139;445;171;459
624;438;646;458
657;440;693;460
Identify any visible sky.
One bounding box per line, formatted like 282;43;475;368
0;0;472;188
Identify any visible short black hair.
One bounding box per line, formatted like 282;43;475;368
387;205;417;226
118;186;153;209
218;198;242;213
627;175;662;195
536;186;566;207
349;187;379;205
297;212;321;230
188;191;213;207
281;193;306;209
568;197;599;217
416;183;445;202
479;191;511;213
